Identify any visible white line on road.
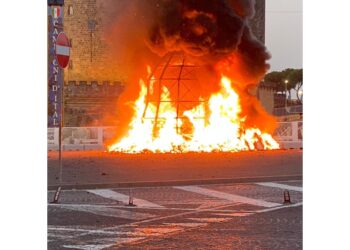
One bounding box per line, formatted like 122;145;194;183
48;203;262;214
256;182;303;192
63;237;145;250
63;244;114;250
174;186;280;208
87;189;164;208
189;217;230;223
163;222;207;228
57;204;154;220
48;226;117;235
256;202;303;214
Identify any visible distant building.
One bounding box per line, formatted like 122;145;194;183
250;0;275;114
257;86;274;115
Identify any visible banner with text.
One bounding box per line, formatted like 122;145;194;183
48;5;63;127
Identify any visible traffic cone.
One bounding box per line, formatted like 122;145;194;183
128;189;136;206
51;186;61;204
283;190;291;204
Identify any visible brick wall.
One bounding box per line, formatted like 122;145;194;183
63;81;124;126
63;0;121;83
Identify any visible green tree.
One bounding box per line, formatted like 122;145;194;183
264;68;303;101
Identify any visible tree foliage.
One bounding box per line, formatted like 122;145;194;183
263;68;303;100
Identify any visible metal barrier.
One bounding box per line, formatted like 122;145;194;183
48;122;303;151
47;127;117;150
273;106;303;116
273;121;303;149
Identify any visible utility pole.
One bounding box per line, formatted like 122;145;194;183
284;79;289;115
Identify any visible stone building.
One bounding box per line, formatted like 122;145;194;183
257;85;274;114
62;0;124;126
249;0;276;115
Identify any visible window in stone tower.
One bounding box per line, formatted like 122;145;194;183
68;5;73;16
68;60;73;70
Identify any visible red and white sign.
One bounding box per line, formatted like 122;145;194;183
55;32;70;69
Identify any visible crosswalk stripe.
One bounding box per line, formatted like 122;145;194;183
87;189;164;208
174;186;280;208
256;182;303;192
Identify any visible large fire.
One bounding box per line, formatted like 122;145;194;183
108;69;279;153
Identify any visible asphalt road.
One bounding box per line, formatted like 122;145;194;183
48;150;302;189
48;180;303;249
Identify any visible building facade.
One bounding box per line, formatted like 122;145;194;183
62;0;125;126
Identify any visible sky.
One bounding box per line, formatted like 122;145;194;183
265;0;303;72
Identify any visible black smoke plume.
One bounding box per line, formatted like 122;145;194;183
147;0;270;81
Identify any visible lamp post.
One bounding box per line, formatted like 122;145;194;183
284;79;289;114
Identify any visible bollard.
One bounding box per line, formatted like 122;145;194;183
283;190;291;204
51;186;62;204
128;189;136;206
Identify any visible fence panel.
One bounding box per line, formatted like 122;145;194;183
48;122;303;151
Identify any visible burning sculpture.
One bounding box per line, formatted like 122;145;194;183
107;0;279;153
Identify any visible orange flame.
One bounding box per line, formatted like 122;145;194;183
108;71;279;153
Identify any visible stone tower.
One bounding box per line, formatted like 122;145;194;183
250;0;266;44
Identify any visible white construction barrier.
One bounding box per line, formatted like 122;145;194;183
48;122;303;151
47;127;117;151
273;121;303;149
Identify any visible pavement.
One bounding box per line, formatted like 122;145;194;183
48;180;302;249
48;150;302;189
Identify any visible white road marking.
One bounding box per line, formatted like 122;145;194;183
63;237;145;250
49;203;266;214
58;204;154;220
63;243;115;250
256;202;303;214
174;186;281;208
87;189;164;208
256;182;303;192
189;217;230;223
214;212;252;217
163;222;206;228
50;202;303;250
48;226;117;235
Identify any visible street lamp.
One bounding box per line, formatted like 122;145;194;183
284;80;289;114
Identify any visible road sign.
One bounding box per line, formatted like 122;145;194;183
55;32;70;69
